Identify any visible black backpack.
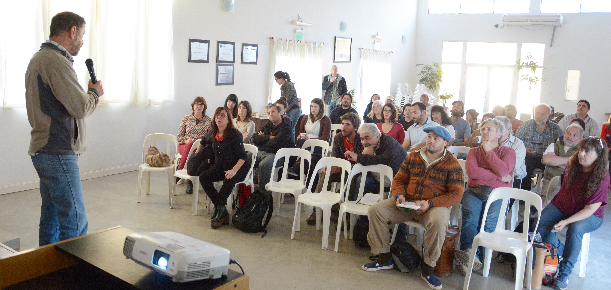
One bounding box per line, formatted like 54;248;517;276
232;189;273;237
390;239;422;272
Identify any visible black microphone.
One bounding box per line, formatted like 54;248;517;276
85;59;97;84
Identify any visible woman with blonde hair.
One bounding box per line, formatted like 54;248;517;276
364;100;383;124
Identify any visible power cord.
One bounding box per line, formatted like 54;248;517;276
229;259;245;275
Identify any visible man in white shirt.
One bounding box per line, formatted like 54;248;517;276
403;102;439;153
557;100;600;137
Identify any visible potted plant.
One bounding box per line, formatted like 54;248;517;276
416;63;443;93
515;53;541;90
438;91;454;107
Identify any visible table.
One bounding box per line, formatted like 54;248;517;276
0;226;248;290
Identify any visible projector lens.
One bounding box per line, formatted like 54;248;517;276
152;250;170;270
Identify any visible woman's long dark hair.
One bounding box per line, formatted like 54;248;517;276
565;137;609;199
310;98;325;122
224;94;238;119
431;105;452;126
236;100;252;122
274;71;291;82
380;103;397;123
210;107;235;137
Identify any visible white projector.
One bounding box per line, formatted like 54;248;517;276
123;232;230;282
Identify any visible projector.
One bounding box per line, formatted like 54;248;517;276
123;232;230;282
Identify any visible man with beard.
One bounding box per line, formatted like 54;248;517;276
330;93;358;124
403;102;439;152
540;123;584;201
450;100;472;146
363;126;463;290
515;104;562;190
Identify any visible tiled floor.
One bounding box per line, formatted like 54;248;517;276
1;171;609;289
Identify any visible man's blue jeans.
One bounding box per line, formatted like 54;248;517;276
31;154;88;246
536;203;603;276
460;189;502;260
325;100;337;117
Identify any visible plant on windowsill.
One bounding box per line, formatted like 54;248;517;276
438;91;454;107
348;88;357;109
416;63;443;93
515;53;542;90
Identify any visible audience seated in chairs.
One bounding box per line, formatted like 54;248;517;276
540;124;584;203
363;126;463;290
403;102;439;153
496;116;527;188
363;93;380;121
504;104;522;135
515;103;562;190
251;104;295;197
177;96;212;194
536;137;609;290
198;107;250;229
330;93;358;124
274;97;293;129
466;113;495;148
295;98;331;188
431;105;456;146
233;100;255;143
465;109;479;135
557;100;600;137
397;103;414;131
455;118;516;275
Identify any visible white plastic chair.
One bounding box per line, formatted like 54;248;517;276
137;133;178;207
174;139;204;215
265;148;311;216
448;145;470;158
213;144;258;222
330;124;342;140
302;139;330;156
463;187;542;290
334;164;393;252
291;157;351;249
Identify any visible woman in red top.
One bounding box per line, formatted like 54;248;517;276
376;103;405;145
600;115;611;170
536;137;609;290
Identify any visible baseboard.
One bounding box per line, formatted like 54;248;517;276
0;164;139;195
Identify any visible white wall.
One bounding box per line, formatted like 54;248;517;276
413;0;611;126
0;0;418;194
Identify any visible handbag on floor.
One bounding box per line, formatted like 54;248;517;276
434;225;459;277
391;238;421;273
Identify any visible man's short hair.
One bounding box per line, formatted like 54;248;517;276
411;102;426;112
504;104;517;113
274;98;288;112
570;118;586;131
357;123;381;137
342;93;353;103
494;116;512;136
50;12;86;38
452;100;464;109
341;112;361;130
266;104;280;113
481;118;505;142
565;123;584;137
577;100;591;109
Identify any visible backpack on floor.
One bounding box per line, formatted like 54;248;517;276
232;189;273;237
353;217;370;248
390;239;422;273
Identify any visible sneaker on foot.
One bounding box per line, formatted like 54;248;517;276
455;249;482;270
555;274;568;290
362;260;393;271
421;273;443;290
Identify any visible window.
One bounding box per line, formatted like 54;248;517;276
358;50;392;116
541;0;611;13
428;0;529;14
0;1;174;107
440;41;545;117
565;70;581;101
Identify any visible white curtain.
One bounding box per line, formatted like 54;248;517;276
0;0;173;107
267;38;323;115
358;49;392;116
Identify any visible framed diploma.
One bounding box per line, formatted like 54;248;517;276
216;64;234;86
216;41;235;63
188;39;209;63
241;43;258;64
334;36;352;63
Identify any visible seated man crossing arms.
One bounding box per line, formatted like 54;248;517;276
363;126;464;290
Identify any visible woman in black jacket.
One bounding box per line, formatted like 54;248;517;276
198;107;250;228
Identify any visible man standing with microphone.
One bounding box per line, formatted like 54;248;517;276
25;11;104;246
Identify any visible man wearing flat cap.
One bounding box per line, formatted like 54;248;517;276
362;125;464;290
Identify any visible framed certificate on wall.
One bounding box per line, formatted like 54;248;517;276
217;41;235;63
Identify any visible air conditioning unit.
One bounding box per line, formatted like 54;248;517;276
502;14;563;26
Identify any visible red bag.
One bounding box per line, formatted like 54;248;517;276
238;184;252;208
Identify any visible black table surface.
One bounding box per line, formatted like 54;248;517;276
6;227;244;290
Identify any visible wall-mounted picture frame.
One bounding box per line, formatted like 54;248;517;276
241;43;258;64
217;41;235;63
188;39;209;63
216;64;234;86
334;36;352;63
